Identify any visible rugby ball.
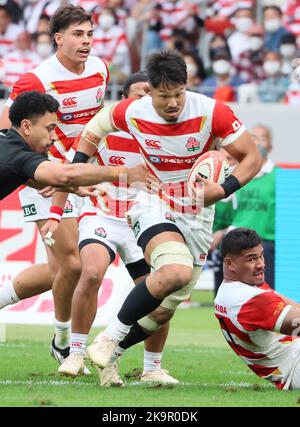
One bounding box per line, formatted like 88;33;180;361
187;151;230;195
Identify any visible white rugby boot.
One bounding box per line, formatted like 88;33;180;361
58;352;87;377
140;369;179;385
86;332;118;369
97;362;124;387
51;336;91;376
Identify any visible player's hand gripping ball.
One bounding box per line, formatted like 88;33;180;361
187;150;230;198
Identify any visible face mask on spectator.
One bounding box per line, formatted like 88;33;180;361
186;63;198;78
249;36;263;51
234;17;253;33
213;60;231;75
36;43;52;58
281;61;292;75
98;14;115;30
263;60;281;76
280;44;296;58
264;19;281;33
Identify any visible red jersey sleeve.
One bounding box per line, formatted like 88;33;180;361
9;73;45;101
112;98;136;133
102;60;110;86
212;101;244;141
237;291;288;331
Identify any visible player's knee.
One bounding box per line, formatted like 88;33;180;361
138;307;174;333
80;267;104;291
159;264;193;292
60;254;81;279
151;306;175;325
150;241;193;292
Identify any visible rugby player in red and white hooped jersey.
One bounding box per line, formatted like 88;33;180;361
59;72;178;386
0;5;109;370
56;49;262;370
215;228;300;390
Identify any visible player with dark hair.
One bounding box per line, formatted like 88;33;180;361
215;228;300;390
64;48;262;372
0;4;109;368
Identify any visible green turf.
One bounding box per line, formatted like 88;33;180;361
0;291;300;407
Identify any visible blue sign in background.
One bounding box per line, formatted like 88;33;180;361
276;168;300;301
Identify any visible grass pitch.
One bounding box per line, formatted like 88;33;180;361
0;291;300;407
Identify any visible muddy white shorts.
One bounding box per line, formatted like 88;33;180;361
126;192;214;266
18;186;82;222
78;213;144;265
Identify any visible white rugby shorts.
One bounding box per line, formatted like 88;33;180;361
78;213;144;265
18;186;82;222
126;192;213;266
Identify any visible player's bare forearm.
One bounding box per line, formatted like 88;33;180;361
35;161;125;187
35;160;155;189
52;191;69;210
225;131;262;186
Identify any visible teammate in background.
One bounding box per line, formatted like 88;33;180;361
215;228;300;390
73;49;261;371
0;5;110;367
58;72;177;386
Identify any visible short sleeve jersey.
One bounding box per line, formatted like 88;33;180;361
0;129;48;200
7;55;109;163
107;91;244;223
111;92;245;184
214;281;300;389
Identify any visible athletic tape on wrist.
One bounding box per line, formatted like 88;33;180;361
44;231;55;247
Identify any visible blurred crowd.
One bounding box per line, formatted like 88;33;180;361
0;0;300;102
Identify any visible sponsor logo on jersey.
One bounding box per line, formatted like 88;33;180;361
148;155;198;165
145;139;161;149
64;200;73;214
22;204;37;217
62;97;77;108
96;88;104;104
186;137;200;152
61;109;99;122
95;227;107;238
132;221;141;238
62;113;74;121
109;156;126;166
164;212;176;223
149;155;162;164
214;303;227;314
